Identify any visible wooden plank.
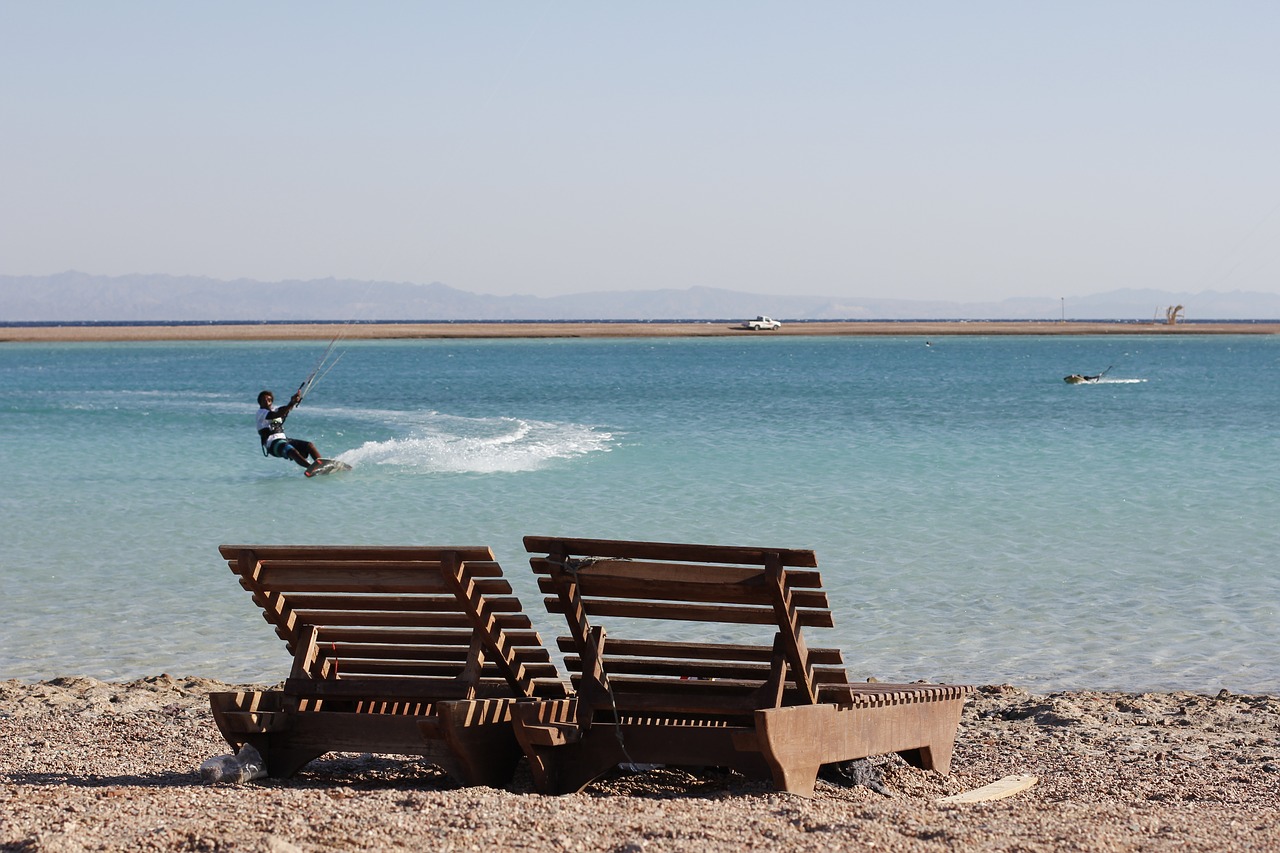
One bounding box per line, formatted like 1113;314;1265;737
249;558;509;584
248;566;513;595
327;642;552;664
566;681;778;716
280;593;524;613
576;657;776;681
253;565;455;593
531;557;824;590
331;654;559;679
292;611;478;629
330;660;525;678
313;626;542;647
290;611;538;631
940;775;1038;804
560;654;850;684
322;643;485;661
535;571;830;609
523;536;817;568
821;683;975;705
321;657;559;681
559;637;772;660
575;637;845;666
544;597;835;628
282;677;510;701
220;544;498;565
764;557;816;704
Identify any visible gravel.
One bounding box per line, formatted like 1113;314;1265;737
2;676;1277;851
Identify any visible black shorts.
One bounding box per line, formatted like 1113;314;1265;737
265;437;306;459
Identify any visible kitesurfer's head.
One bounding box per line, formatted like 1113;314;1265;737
257;390;273;408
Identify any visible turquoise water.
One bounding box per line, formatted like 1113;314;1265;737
2;334;1277;693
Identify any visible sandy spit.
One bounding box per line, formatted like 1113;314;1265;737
1;676;1277;851
4;320;1280;342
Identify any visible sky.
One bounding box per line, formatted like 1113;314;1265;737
2;1;1279;303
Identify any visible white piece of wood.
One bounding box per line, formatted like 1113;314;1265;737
939;774;1038;804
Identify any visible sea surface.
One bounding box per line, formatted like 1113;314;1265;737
2;334;1277;693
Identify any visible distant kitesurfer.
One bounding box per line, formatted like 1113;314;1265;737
256;390;327;474
1064;365;1112;384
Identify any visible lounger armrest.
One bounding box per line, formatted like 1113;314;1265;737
516;721;579;747
215;709;291;734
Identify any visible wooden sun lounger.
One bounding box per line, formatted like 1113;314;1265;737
509;536;973;797
209;545;566;787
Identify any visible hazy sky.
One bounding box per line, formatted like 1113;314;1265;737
3;2;1278;302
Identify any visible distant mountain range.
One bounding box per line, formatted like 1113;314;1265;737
3;271;1280;321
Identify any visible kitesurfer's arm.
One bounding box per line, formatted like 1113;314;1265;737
272;392;303;420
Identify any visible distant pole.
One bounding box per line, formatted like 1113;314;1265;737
1061;297;1065;322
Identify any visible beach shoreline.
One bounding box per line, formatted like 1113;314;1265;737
4;320;1280;342
2;675;1276;851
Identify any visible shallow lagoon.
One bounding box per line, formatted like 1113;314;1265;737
2;334;1277;691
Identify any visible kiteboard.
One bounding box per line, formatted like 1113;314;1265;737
305;459;352;478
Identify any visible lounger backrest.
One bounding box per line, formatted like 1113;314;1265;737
525;536;849;715
220;545;564;703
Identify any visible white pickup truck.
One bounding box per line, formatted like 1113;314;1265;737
740;315;782;330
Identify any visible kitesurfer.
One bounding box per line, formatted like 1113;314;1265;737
256;390;326;474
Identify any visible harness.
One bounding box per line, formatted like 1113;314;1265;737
258;415;288;457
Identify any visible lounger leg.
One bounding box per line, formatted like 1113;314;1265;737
430;700;524;788
898;737;955;775
751;705;830;796
208;691;325;778
263;745;327;779
510;701;624;795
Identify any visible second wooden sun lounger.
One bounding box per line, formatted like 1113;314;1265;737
209;545;565;787
510;536;973;797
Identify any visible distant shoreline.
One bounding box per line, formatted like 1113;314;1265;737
5;320;1280;342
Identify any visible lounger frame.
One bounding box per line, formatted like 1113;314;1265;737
510;536;972;796
210;544;565;786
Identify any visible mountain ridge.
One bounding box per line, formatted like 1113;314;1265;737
3;271;1279;321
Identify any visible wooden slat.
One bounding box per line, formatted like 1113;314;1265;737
535;571;830;609
328;642;552;664
246;566;513;595
581;657;775;681
560;659;848;685
329;660;530;678
523;536;818;568
530;557;823;590
221;544;498;565
280;593;524;613
543;597;835;628
291;610;538;631
283;677;509;701
823;683;974;705
566;682;787;716
322;652;557;676
569;637;844;666
321;643;489;662
251;565;456;594
318;657;562;681
313;627;544;648
291;610;477;629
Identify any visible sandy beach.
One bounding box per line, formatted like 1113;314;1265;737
1;676;1276;851
4;320;1280;343
4;324;1276;850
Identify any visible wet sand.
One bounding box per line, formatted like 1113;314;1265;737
4;320;1280;342
1;676;1276;851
